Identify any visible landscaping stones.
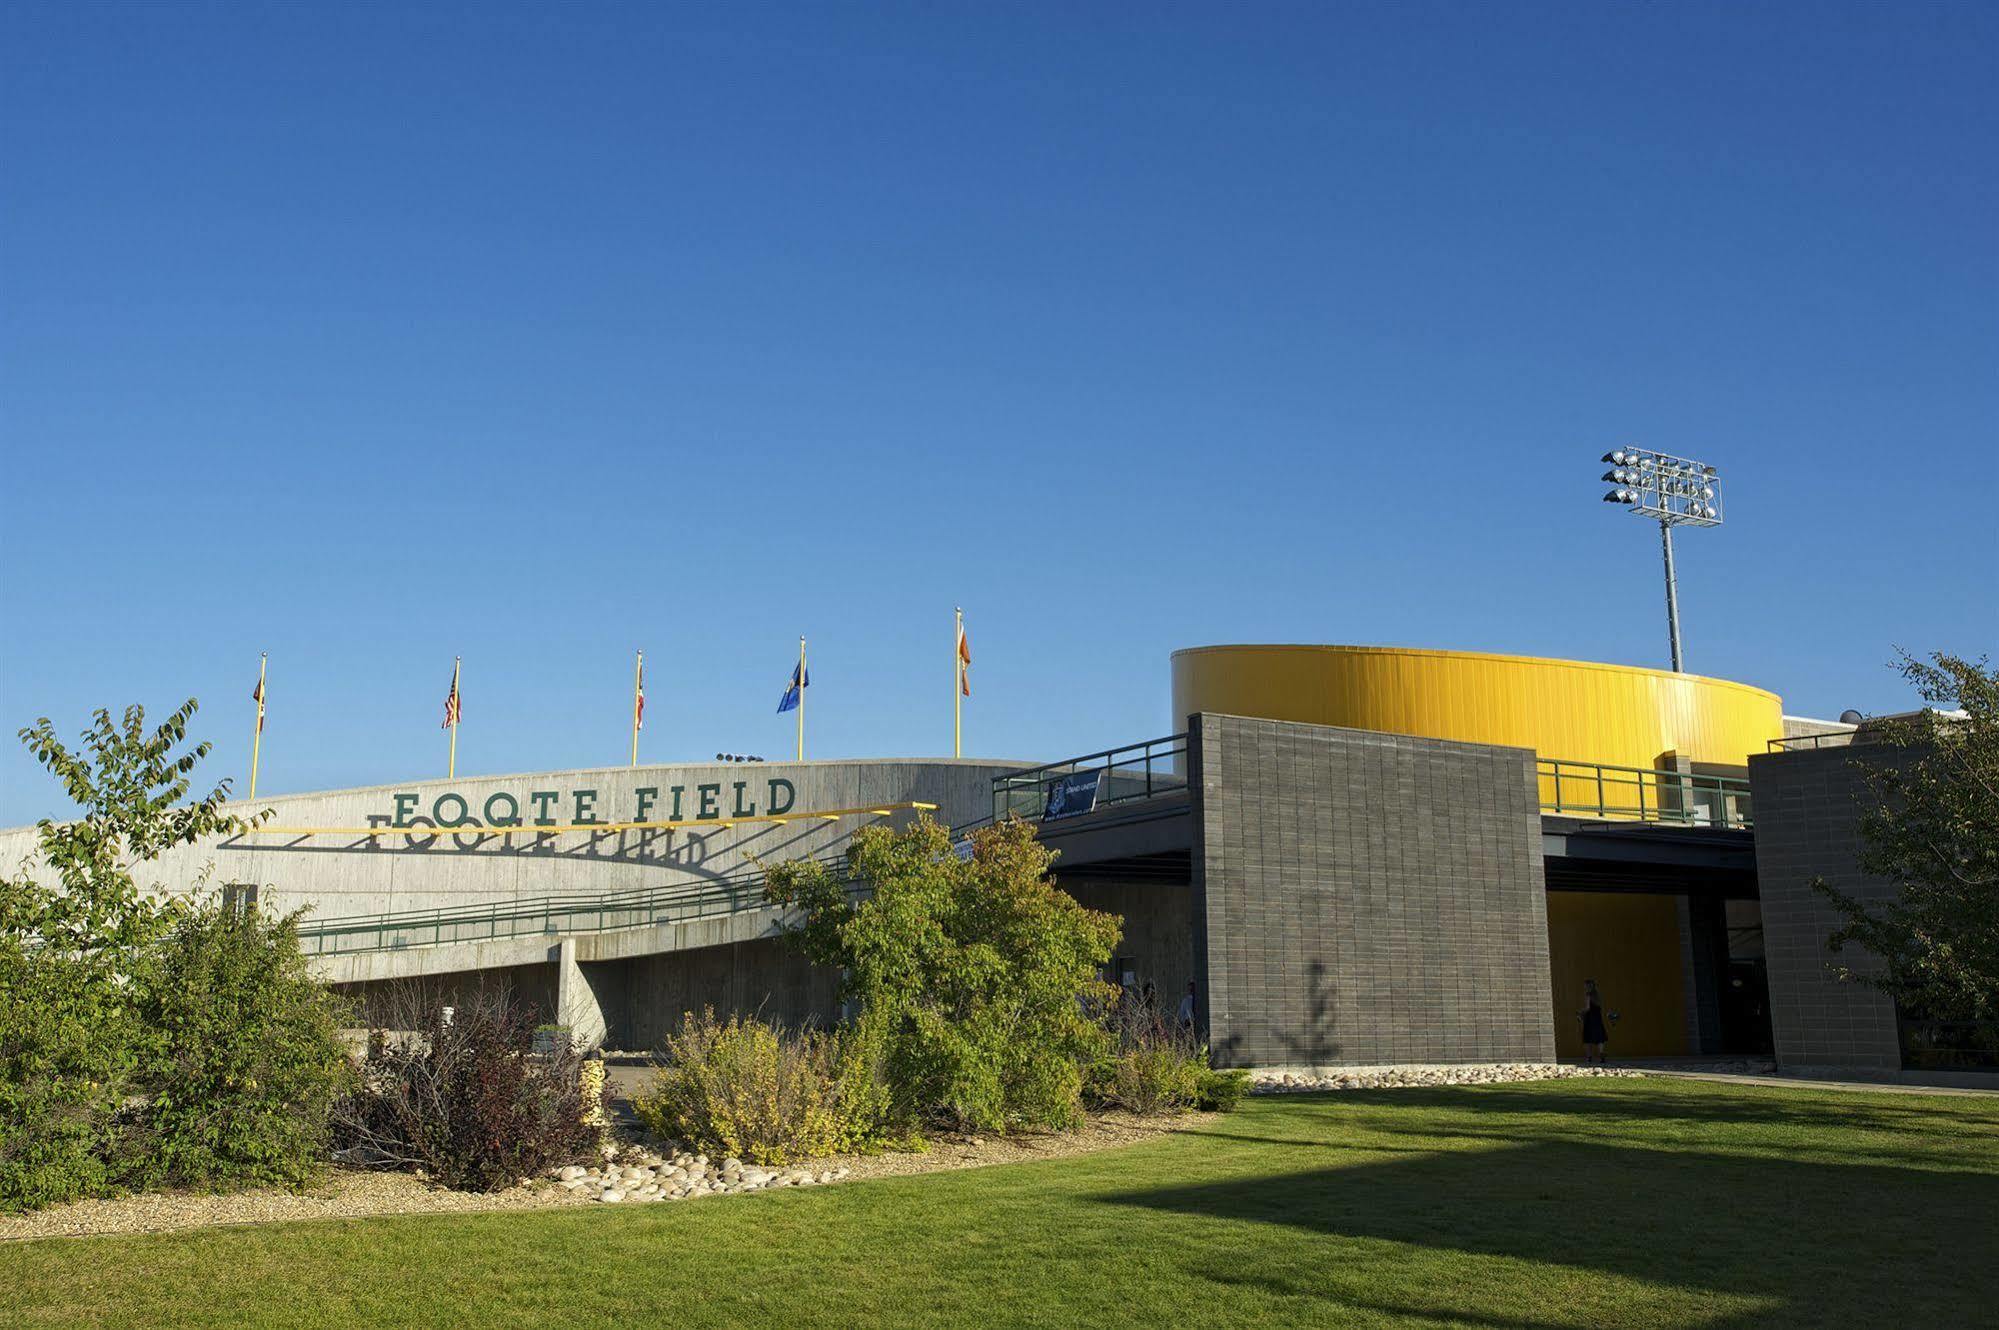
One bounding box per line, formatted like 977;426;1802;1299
552;1145;863;1204
1249;1063;1644;1093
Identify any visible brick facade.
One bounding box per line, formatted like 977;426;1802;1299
1192;713;1555;1067
1749;746;1903;1071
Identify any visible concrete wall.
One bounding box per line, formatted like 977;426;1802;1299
1192;713;1555;1067
1064;877;1197;1005
1749;745;1903;1071
0;758;1027;926
593;937;842;1051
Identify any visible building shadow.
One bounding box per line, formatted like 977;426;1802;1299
1093;1135;1999;1326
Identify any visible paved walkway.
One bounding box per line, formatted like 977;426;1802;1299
1604;1058;1999;1097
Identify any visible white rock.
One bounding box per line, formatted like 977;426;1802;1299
600;1189;626;1203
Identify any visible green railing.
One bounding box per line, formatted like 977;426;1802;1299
295;856;852;958
991;734;1188;823
1538;758;1753;829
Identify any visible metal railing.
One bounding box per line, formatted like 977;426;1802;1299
991;734;1189;823
1766;732;1858;752
295;855;851;958
1538;758;1753;829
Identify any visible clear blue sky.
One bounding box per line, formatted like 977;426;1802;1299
2;2;1994;825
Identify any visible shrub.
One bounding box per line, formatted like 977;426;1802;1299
1086;999;1248;1116
764;816;1121;1135
634;1008;867;1166
1195;1067;1252;1112
0;937;138;1212
334;986;597;1191
129;901;353;1192
1099;1041;1206;1114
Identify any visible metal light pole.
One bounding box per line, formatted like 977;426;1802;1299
1600;448;1723;673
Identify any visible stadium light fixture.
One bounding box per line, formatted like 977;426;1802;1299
1595;447;1724;673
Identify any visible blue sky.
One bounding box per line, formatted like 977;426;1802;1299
2;2;1993;824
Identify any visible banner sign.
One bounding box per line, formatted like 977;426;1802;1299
1042;769;1104;821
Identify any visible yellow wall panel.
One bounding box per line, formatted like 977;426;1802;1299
1545;891;1688;1058
1170;644;1782;771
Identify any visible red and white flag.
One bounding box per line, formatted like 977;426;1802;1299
634;655;646;731
957;622;971;697
251;676;265;733
442;661;462;729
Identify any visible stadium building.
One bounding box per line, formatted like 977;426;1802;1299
0;644;1941;1078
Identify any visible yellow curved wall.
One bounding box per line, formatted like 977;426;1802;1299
1170;645;1781;770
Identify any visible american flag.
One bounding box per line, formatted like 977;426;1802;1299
634;655;645;731
442;662;462;729
251;675;265;732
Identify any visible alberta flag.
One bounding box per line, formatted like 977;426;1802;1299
776;661;809;713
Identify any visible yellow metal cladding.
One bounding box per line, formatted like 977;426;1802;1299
1170;645;1782;770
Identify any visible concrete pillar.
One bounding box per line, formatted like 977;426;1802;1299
554;938;608;1050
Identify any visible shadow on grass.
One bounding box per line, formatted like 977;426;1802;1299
1190;1083;1999;1174
1097;1136;1999;1327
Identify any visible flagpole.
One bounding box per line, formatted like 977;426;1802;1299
796;636;806;762
448;656;460;779
250;651;266;799
630;649;643;767
954;607;963;759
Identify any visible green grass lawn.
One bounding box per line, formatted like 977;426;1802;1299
5;1077;1996;1328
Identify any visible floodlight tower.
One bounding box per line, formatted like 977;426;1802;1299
1599;448;1723;673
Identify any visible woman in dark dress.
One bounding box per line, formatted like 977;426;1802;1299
1579;978;1610;1064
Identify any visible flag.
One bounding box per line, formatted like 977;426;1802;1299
442;663;462;729
957;622;972;697
776;661;809;714
634;656;646;731
251;676;265;732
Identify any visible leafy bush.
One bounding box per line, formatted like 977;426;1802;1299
633;1008;894;1166
1086;1000;1249;1116
129;902;353;1192
1195;1067;1252;1112
1;700;243;1213
1098;1041;1206;1114
764;816;1121;1135
0;938;140;1212
334;986;597;1191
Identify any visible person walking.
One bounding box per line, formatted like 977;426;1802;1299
1579;978;1610;1064
1176;981;1198;1034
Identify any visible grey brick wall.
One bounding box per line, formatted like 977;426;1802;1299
1749;746;1903;1071
1192;713;1554;1067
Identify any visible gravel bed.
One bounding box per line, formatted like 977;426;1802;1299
1;1111;1206;1242
1252;1063;1645;1092
0;1167;594;1244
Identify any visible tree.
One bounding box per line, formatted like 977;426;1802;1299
1814;652;1999;1024
0;700;248;1210
763;815;1122;1133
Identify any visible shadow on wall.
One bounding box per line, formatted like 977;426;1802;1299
1095;1129;1998;1326
1213;960;1343;1068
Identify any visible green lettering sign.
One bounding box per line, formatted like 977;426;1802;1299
766;777;795;816
484;792;522;827
529;790;560;825
697;783;721;819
